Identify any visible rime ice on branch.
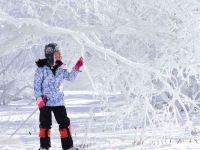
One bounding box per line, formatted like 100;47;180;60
0;0;200;145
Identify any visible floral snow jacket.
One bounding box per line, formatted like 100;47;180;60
34;59;79;106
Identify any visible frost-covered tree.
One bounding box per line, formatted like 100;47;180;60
1;0;200;145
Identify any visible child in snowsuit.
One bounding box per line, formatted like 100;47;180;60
34;43;83;150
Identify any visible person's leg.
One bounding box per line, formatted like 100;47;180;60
53;106;73;150
39;107;52;149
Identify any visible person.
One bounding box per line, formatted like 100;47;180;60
34;43;83;150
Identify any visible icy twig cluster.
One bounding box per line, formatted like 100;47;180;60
0;0;200;145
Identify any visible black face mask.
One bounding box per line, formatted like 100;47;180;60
45;46;55;67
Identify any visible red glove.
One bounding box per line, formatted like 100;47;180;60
37;97;46;109
75;56;84;71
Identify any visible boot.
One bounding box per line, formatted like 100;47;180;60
39;128;51;149
59;128;73;149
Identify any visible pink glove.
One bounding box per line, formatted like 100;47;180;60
37;97;46;109
75;56;84;71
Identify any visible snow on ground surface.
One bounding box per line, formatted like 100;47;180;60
0;91;200;150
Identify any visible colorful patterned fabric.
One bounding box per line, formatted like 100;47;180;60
34;65;79;106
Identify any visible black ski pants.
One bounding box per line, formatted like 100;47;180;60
39;106;73;149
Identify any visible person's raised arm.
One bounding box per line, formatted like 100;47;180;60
63;56;83;81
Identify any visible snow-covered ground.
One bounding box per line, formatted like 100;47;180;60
1;0;200;149
0;91;200;150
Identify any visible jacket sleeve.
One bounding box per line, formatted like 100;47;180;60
34;68;43;100
63;67;79;81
